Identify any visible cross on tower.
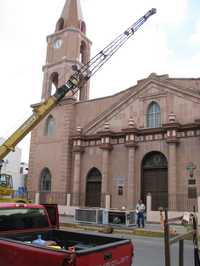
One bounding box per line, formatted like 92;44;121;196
186;162;196;177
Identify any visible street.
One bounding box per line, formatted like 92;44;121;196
61;223;194;266
132;236;193;266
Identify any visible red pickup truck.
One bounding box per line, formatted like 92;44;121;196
0;203;134;266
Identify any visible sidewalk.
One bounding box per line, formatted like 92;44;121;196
59;215;187;237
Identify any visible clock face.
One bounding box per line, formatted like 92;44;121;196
53;38;62;49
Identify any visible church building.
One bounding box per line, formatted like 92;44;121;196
28;0;200;211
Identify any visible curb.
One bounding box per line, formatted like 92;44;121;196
60;223;165;238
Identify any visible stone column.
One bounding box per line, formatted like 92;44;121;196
168;141;178;209
72;151;81;206
123;118;138;210
100;142;113;207
66;193;71;207
126;143;137;209
99;124;113;207
105;192;111;209
146;193;152;222
164;113;179;210
35;192;40;204
101;148;110;195
146;193;152;213
72;131;84;206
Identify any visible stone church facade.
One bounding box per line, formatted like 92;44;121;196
28;0;200;211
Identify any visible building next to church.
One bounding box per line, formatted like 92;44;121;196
28;0;200;211
0;137;23;191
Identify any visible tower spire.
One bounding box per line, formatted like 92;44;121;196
56;0;85;32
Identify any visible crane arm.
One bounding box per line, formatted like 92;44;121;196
0;8;156;160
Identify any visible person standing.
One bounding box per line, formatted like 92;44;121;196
136;200;145;228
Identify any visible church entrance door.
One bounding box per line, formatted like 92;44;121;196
141;152;168;210
85;168;102;207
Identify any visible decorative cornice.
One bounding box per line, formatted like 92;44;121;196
122;127;139;134
180;123;199;130
46;27;92;44
70;120;200;147
125;141;138;148
58;97;76;106
71;134;101;141
136;127;164;135
43;59;81;71
99;143;113;150
72;146;85;153
72;134;85;141
162;122;181;130
166;138;179;144
195;119;200;125
31;97;76;109
97;130;115;137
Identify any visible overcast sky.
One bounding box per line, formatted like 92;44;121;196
0;0;199;162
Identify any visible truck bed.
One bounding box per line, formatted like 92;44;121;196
0;229;133;266
1;229;129;251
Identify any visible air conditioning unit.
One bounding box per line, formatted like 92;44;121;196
75;208;136;226
75;208;109;225
108;210;136;226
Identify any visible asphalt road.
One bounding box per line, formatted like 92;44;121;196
60;223;194;266
132;236;194;266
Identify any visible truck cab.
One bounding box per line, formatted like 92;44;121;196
0;203;58;233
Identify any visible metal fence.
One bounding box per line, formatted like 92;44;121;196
149;192;197;211
25;191;107;206
18;191;199;212
23;191;68;205
71;192;107;207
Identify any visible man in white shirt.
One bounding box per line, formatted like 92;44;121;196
136;200;145;228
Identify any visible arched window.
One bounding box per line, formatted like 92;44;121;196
80;41;87;64
56;17;64;31
80;21;86;34
49;72;59;96
40;168;52;192
44;115;55;136
147;102;161;128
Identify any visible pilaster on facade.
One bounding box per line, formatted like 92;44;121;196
163;113;179;210
123;126;138;209
97;126;113;206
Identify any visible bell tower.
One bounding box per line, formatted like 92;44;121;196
42;0;91;101
28;0;91;204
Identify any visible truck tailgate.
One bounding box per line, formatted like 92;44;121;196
76;241;133;265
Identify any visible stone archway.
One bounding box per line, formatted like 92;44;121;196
141;152;168;210
85;168;102;207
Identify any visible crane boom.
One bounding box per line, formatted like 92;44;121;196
0;8;156;160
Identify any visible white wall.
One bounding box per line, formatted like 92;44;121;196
19;162;28;187
0;137;22;190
